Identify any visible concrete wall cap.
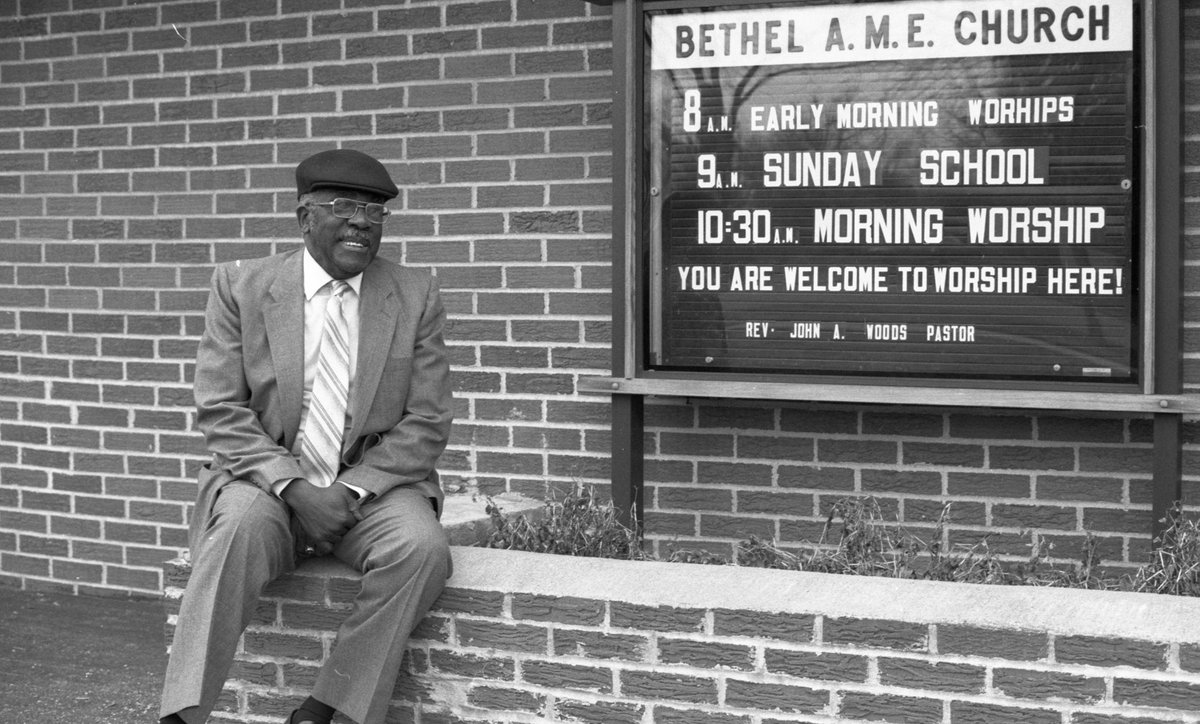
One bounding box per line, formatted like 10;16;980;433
448;546;1200;644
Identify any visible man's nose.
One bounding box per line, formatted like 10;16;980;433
347;206;371;227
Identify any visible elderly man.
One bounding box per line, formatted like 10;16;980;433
159;149;454;724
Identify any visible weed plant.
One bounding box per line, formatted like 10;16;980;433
1129;504;1200;595
484;488;1200;596
484;489;647;561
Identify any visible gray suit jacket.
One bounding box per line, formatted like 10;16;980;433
189;249;453;552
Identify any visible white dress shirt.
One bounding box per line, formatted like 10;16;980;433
272;249;365;498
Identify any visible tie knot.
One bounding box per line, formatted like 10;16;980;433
330;280;350;298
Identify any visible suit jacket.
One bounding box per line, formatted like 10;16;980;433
189;249;453;553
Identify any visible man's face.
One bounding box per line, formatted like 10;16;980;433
298;188;385;279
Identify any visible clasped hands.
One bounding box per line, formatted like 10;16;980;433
281;478;359;557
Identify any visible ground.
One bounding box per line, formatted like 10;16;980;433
0;585;167;723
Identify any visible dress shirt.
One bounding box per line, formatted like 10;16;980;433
272;249;366;499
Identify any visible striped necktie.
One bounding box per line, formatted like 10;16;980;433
299;279;351;488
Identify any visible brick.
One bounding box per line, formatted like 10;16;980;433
107;565;160;591
1;552;49;577
712;610;814;642
619;670;717;705
522;660;611;692
511;593;604;626
552;629;648;661
903;441;985;466
724;679;826;713
1036;475;1123;502
991;444;1077;471
53;559;103;583
656;487;731;513
229;659;278;687
765;649;867;681
951;701;1063;723
19;534;68;557
1082;507;1154;534
377;6;444;31
1038;416;1125;443
861;469;942;495
243;630;324;661
1180;643;1200;672
992;503;1078;530
447;1;511;25
817;438;896;464
877;658;985;693
949;413;1034;439
71;540;122;563
824;617;928;652
553;698;641;724
657;638;755;671
947;471;1031;498
1070;715;1175;724
456;619;547;654
610;602;706;634
736;435;816;461
838;692;943;722
1079;445;1154;474
467;685;543;714
654;709;750;724
1055;635;1167;669
489;133;559;164
274;600;350;633
992;667;1106;703
700;514;775;539
553;18;611;44
658;433;732;458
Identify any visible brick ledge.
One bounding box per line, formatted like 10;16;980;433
447;546;1200;644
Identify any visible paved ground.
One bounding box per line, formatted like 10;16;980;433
0;585;167;723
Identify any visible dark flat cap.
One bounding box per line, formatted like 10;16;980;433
295;149;399;200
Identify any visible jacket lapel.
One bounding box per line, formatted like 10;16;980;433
264;251;306;450
347;262;399;446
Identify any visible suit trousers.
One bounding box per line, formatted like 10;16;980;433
160;481;451;724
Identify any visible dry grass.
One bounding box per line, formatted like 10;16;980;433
1128;504;1200;595
484;488;1197;596
483;488;646;561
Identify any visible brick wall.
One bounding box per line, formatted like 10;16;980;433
0;0;615;596
163;547;1200;723
639;403;1199;573
1;0;1199;597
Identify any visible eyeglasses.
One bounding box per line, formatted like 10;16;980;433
312;198;390;224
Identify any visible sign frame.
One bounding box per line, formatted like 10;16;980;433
580;0;1187;543
580;0;1196;415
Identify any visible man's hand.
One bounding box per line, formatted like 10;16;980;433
281;479;358;556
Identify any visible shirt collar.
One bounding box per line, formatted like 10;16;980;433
302;248;363;301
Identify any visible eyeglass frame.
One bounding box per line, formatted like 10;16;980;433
309;197;391;225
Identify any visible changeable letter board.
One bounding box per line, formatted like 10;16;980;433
646;0;1139;383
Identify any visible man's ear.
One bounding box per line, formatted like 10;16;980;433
296;203;312;233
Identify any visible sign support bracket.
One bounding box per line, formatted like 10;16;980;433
1150;0;1183;544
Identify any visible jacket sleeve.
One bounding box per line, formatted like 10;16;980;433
193;263;304;492
337;276;454;502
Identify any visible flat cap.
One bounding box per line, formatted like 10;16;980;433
295;149;399;200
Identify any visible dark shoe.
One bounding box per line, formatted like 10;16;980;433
286;711;320;724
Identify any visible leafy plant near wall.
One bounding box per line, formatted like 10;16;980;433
1128;504;1200;596
484;488;1199;595
731;496;1112;590
484;488;647;561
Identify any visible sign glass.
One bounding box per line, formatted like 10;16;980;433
645;0;1139;383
